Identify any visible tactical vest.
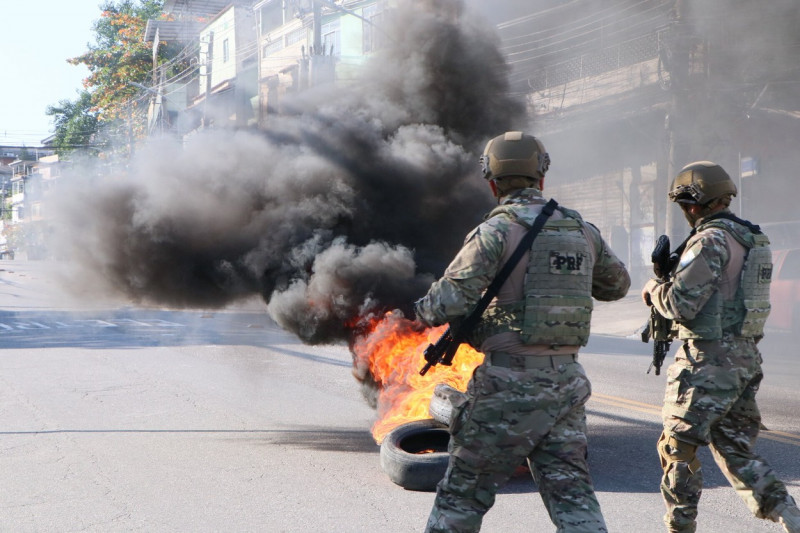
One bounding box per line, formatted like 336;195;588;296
676;218;772;340
468;205;594;348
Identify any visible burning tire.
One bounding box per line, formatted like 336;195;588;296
380;419;451;492
428;383;466;426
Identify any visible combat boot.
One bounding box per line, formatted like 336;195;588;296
770;499;800;533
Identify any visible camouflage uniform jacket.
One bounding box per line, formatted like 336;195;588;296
414;188;630;354
647;209;762;337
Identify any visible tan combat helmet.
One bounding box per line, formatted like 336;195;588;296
669;161;737;205
479;131;550;181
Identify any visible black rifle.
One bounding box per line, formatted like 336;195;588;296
419;325;459;376
641;234;682;375
419;199;558;376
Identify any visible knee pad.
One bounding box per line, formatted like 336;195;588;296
658;432;701;474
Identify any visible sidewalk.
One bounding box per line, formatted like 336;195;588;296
592;294;647;338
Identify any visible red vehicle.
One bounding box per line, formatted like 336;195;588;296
767;248;800;331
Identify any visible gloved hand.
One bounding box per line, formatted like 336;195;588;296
641;278;661;307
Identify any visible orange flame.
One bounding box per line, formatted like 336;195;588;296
352;312;484;444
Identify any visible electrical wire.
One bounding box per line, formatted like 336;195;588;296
506;13;670;87
503;2;671;64
495;0;584;31
500;0;664;49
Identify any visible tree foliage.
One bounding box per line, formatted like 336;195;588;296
45;91;102;156
50;0;193;156
69;1;163;124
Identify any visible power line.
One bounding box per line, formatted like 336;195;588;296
505;11;669;84
495;0;584;31
499;0;663;48
502;2;670;64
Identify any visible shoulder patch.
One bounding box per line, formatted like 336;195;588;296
677;243;700;271
678;249;697;270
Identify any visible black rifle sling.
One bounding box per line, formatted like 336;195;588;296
705;211;762;234
456;198;559;335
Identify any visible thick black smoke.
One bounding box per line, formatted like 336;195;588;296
51;3;525;345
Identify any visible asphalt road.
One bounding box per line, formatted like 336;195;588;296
1;260;797;532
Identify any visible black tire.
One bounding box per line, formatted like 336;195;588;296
380;419;451;492
428;384;532;478
428;383;466;426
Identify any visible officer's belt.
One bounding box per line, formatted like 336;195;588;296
487;352;577;370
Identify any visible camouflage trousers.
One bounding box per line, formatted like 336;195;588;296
425;359;607;533
659;336;792;533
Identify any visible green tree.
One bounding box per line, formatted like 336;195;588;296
50;0;193;157
70;1;163;119
45;91;102;157
68;0;163;154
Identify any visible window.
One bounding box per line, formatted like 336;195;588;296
223;38;230;62
321;19;340;56
363;2;385;54
263;39;284;57
285;27;306;47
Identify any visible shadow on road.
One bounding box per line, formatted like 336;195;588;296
587;410;800;493
498;408;800;496
0;426;379;454
0;308;288;349
256;426;380;453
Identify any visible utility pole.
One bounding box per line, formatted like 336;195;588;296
664;0;692;241
309;0;323;87
128;102;135;159
202;33;213;128
313;0;322;54
151;26;165;135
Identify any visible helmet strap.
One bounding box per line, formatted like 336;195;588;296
700;197;729;215
489;179;499;199
710;195;732;209
683;199;729;227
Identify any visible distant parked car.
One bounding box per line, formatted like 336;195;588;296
768;248;800;331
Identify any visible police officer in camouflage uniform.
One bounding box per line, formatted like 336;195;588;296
642;161;800;533
415;131;631;532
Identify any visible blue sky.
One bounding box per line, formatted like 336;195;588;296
1;2;101;146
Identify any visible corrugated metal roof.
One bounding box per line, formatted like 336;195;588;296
144;19;206;42
163;0;243;17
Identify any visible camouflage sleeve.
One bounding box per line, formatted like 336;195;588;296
649;228;728;320
583;222;631;301
414;216;509;327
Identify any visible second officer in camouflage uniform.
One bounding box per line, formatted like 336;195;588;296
415;131;630;532
642;161;800;533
